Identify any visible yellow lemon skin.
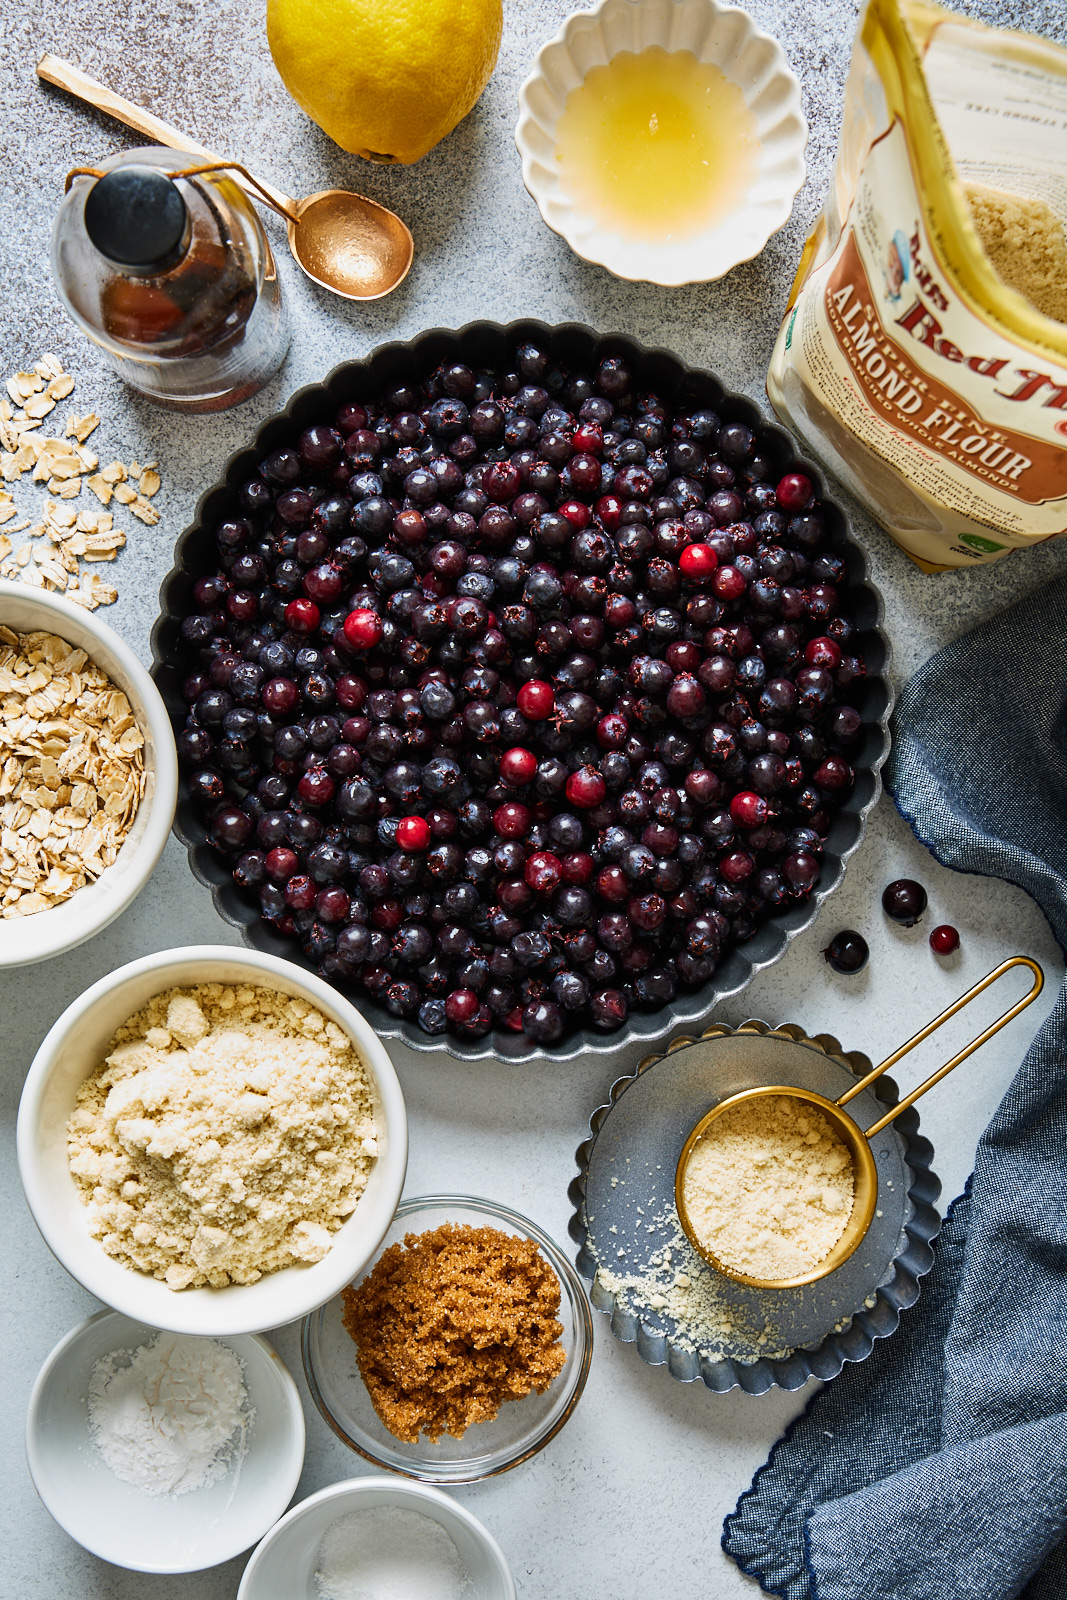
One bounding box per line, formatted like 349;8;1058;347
267;0;503;164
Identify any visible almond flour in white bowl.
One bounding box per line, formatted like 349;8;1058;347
17;946;407;1337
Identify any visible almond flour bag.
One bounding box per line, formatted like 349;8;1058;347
767;0;1067;571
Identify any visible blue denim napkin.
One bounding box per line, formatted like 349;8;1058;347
721;574;1067;1600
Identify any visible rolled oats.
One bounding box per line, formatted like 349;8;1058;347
0;628;147;916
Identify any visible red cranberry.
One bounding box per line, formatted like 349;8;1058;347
560;851;594;884
517;680;555;719
396;816;431;851
719;849;755;883
500;747;537;786
298;768;336;806
805;635;842;669
712;565;746;601
930;924;960;954
261;677;299;714
566;766;606;809
343;608;384;650
285;598;320;634
559;499;592;529
729;791;768;829
679;544;719;581
776;473;814;511
493;802;531;838
525;851;563;893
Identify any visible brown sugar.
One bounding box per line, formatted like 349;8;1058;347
341;1223;567;1443
965;183;1067;324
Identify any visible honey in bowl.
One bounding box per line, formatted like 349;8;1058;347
554;46;759;244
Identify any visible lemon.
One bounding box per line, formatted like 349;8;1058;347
266;0;503;165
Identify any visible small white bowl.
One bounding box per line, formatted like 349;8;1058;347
17;944;408;1336
516;0;807;285
26;1308;305;1573
0;581;177;965
237;1476;516;1600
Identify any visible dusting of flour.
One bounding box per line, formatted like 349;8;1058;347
68;983;378;1289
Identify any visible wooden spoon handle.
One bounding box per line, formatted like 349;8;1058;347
36;54;296;214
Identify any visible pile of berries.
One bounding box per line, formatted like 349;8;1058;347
171;342;869;1046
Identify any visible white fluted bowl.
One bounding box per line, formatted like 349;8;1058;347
516;0;807;285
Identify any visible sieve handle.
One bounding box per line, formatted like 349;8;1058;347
836;955;1044;1139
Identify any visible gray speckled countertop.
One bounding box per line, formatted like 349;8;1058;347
2;0;1066;1596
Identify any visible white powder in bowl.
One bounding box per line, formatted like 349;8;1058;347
87;1331;252;1497
681;1095;855;1280
315;1506;471;1600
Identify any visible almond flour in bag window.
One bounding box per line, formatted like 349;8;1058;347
767;0;1067;572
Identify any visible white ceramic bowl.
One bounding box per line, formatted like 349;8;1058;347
17;944;408;1335
516;0;807;284
26;1308;305;1573
0;580;177;965
237;1476;516;1600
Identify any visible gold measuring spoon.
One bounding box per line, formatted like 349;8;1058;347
675;955;1044;1290
37;54;414;302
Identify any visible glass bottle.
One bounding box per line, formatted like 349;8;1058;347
51;146;290;412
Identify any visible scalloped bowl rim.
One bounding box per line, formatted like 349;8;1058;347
149;318;893;1065
515;0;808;285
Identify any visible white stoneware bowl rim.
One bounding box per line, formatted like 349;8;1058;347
17;943;408;1336
237;1474;516;1600
515;0;808;284
25;1306;306;1573
0;579;177;965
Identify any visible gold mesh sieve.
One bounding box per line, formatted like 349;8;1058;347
675;956;1044;1290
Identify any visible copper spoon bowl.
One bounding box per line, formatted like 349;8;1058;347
38;54;414;302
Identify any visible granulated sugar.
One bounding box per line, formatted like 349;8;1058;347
315;1506;470;1600
681;1096;854;1281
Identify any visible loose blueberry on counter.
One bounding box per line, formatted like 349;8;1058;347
823;930;869;973
882;878;928;926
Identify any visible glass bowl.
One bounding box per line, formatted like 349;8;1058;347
301;1195;593;1483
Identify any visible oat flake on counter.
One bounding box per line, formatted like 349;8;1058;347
0;353;162;607
67;984;379;1290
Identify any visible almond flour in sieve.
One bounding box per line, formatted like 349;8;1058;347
681;1096;854;1281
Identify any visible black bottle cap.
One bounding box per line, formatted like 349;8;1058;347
84;165;189;273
